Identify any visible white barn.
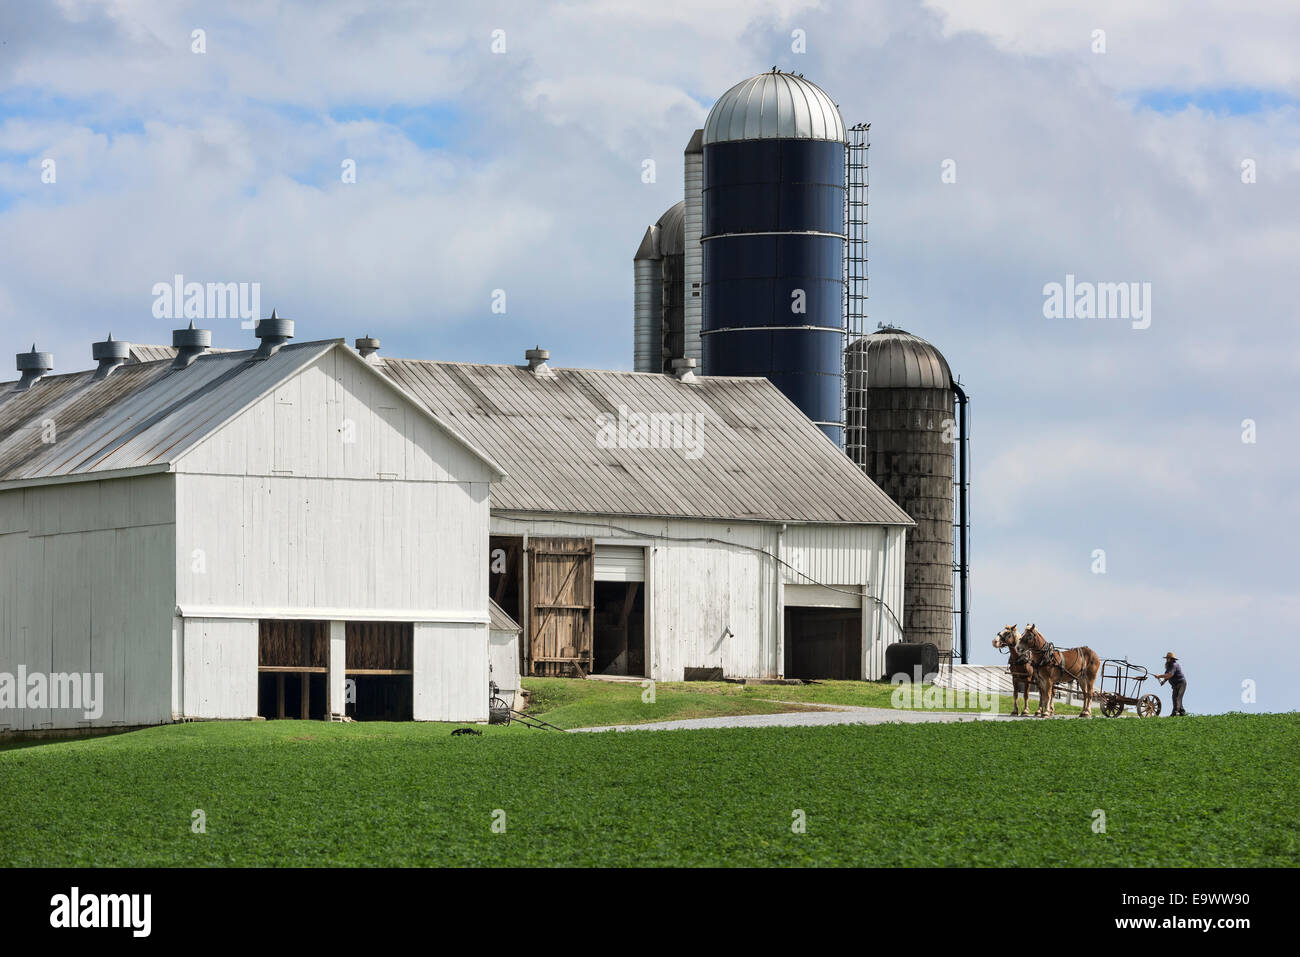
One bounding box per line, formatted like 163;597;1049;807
1;329;913;736
373;347;913;684
0;335;502;734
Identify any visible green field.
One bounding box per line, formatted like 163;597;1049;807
523;677;1088;728
1;713;1294;867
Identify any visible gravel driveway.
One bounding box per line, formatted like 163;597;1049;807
569;705;1031;733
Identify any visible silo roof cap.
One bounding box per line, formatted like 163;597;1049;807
703;69;846;145
849;327;953;389
654;200;686;256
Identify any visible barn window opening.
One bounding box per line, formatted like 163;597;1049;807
784;607;862;681
346;621;413;721
593;581;645;676
257;619;329;720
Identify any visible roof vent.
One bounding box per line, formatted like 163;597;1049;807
672;357;697;382
355;335;381;359
525;346;553;377
92;333;130;380
254;309;294;358
172;320;212;368
13;344;53;392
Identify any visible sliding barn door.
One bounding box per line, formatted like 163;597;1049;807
527;537;594;676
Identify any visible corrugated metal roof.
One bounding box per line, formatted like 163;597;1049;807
847;329;953;390
127;344;237;363
489;599;521;634
0;342;335;483
379;359;913;526
704;70;846;145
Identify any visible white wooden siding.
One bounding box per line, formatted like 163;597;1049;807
180;617;257;719
0;473;176;732
413;621;488;722
490;513;903;681
489;628;521;704
175;474;489;619
175;349;496;485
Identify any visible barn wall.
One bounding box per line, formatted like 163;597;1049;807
489;628;521;704
0;473;176;732
175;474;490;618
489;513;906;681
413;621;488;721
179;617;257;719
176;349;494;485
782;523;906;679
174;350;494;620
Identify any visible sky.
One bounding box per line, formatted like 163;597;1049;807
1;0;1296;715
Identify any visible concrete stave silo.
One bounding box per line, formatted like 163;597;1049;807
847;328;955;654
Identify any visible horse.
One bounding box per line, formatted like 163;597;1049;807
992;625;1035;716
1015;623;1100;718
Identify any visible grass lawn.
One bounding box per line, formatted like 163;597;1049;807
1;714;1294;867
522;677;1088;728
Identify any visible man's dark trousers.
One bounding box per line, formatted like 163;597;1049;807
1171;681;1186;715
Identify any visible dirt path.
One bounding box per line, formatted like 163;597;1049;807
568;706;1046;732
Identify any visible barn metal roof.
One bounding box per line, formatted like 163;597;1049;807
0;341;503;488
489;599;522;634
378;358;913;526
127;343;236;363
0;342;337;484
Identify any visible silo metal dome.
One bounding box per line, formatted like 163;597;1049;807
847;327;953;389
654;200;685;256
703;70;846;145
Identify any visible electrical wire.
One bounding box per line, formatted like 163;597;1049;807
505;515;906;636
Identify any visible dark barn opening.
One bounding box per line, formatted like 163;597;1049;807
345;621;413;721
258;672;328;720
593;581;645;676
258;619;329;719
489;535;524;629
784;607;862;680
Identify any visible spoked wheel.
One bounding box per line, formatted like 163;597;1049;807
1100;696;1123;718
1138;694;1161;717
488;696;512;725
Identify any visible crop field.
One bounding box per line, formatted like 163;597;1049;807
1;713;1294;867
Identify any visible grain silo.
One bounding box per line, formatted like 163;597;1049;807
846;328;962;655
699;70;848;444
633;201;685;373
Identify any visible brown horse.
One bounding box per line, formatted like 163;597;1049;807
992;625;1035;716
1015;624;1100;718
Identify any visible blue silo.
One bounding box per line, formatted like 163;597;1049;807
701;70;847;443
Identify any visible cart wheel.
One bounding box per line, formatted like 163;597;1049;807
488;696;512;726
1101;697;1122;718
1138;694;1161;717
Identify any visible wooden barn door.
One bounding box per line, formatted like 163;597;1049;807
527;537;594;676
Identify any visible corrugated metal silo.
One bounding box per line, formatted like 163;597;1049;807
701;70;847;443
632;201;685;374
633;225;662;372
846;328;955;653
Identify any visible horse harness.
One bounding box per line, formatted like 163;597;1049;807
1036;640;1084;685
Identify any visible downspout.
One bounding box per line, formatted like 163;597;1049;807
775;523;786;678
953;382;970;664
